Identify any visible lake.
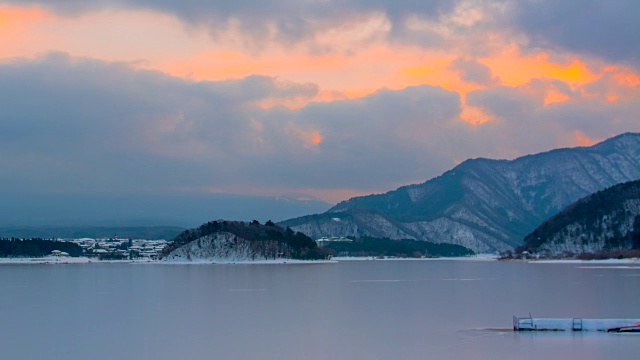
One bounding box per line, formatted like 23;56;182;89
0;260;638;359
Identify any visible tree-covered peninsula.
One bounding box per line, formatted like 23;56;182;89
161;220;324;262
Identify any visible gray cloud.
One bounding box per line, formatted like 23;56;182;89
259;85;463;189
6;1;638;64
0;53;309;192
5;0;454;46
0;53;464;197
509;0;640;65
449;57;499;86
1;53;638;206
466;80;640;157
467;86;539;121
7;0;453;19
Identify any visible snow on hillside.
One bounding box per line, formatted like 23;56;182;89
282;133;640;252
163;232;265;263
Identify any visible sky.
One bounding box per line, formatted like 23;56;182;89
1;0;639;206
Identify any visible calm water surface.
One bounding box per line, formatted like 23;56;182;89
0;260;638;359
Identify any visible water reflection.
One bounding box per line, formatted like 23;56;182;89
0;261;638;359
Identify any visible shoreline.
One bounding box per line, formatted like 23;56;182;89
0;257;337;265
331;254;498;261
158;259;338;265
0;257;155;265
527;258;640;265
5;254;638;265
0;255;495;265
498;257;640;265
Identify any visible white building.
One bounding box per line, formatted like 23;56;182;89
315;237;353;247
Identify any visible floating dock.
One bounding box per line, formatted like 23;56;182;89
513;316;640;332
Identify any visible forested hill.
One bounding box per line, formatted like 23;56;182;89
282;133;640;252
160;220;323;261
523;180;640;256
322;237;474;258
0;238;83;257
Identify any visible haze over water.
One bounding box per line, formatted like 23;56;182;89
1;260;638;359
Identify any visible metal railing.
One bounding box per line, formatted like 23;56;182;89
513;315;534;331
572;318;583;331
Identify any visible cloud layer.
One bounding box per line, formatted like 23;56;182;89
0;54;462;195
1;0;639;209
6;0;639;64
1;53;638;204
511;0;640;65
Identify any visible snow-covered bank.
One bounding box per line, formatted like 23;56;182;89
528;258;640;265
0;257;158;265
425;254;498;261
1;255;499;265
0;257;336;265
0;257;91;264
331;254;498;262
160;258;337;265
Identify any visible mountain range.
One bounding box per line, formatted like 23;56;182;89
281;133;640;252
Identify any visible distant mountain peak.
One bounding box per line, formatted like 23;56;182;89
275;193;330;204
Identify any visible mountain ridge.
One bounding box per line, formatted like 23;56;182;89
281;132;640;252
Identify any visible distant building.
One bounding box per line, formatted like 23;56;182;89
315;237;352;247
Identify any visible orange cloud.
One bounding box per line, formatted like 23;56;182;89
310;132;323;145
0;4;216;66
3;4;634;114
459;101;494;125
401;60;485;95
0;5;53;58
296;129;323;148
480;47;600;88
0;5;50;26
402;58;497;125
313;90;369;103
2;4;639;129
573;131;597;147
614;71;640;87
160;43;423;95
255;97;309;110
582;65;640;103
544;90;571;106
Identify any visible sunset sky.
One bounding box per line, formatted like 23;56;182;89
1;0;639;205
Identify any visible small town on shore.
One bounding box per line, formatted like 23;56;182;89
0;237;170;261
0;235;355;261
63;237;169;260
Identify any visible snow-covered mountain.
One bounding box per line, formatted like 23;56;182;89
524;180;640;256
281;133;640;252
